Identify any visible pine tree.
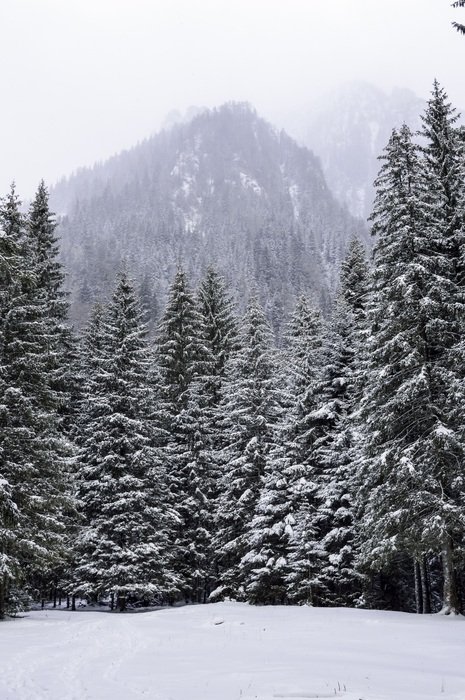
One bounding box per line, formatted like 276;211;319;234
155;267;215;602
313;295;361;605
339;237;370;329
213;296;282;600
27;181;67;318
0;185;71;616
26;182;79;603
156;268;207;424
0;186;25;618
420;81;465;286
195;267;238;595
311;241;370;606
359;124;465;614
282;297;326;604
418;82;465;613
74;273;170;610
197;266;238;413
27;182;80;434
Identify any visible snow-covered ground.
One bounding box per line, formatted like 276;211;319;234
0;602;464;700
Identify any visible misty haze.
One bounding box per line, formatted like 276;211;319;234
1;2;465;699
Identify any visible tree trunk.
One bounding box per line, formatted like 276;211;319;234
442;535;460;614
0;574;7;620
110;593;114;611
420;557;431;614
414;560;423;614
71;594;76;611
117;594;126;612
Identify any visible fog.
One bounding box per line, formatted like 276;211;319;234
0;0;463;196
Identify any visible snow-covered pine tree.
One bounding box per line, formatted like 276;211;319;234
0;185;71;616
62;303;107;606
339;237;371;331
74;272;170;610
359;124;465;614
27;181;67;321
26;181;79;602
138;271;159;334
241;447;292;604
195;267;238;594
196;266;238;414
420;81;465;294
156;267;208;426
312;293;362;606
213;296;282;601
27;182;80;433
309;240;370;607
155;267;216;602
0;186;25;618
283;297;326;605
418;82;465;613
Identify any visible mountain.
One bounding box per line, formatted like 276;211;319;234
283;83;425;219
51;103;366;332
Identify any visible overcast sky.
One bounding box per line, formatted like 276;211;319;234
1;0;463;196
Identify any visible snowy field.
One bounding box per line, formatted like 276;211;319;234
0;602;464;700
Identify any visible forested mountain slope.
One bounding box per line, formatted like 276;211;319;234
51;103;365;330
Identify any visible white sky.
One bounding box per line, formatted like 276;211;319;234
0;0;463;196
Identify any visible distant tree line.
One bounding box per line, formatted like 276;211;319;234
0;81;464;618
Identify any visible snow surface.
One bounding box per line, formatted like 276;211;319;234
0;602;464;700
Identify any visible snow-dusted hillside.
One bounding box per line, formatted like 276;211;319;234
50;103;365;328
0;602;463;700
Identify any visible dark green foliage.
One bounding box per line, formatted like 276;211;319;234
214;297;283;601
155;267;216;602
313;242;370;606
281;297;326;604
74;273;172;608
3;83;465;617
0;185;72;617
359;115;465;614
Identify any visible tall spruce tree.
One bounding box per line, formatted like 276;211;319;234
312;294;361;605
419;82;465;613
0;185;71;616
213;296;282;600
27;182;79;429
283;297;326;605
420;80;465;286
155;268;215;602
196;266;238;414
26;181;78;602
0;186;25;617
339;238;371;328
196;267;238;595
311;241;370;606
359;124;465;614
75;273;170;610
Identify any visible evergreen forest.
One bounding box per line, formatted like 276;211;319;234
1;81;465;620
